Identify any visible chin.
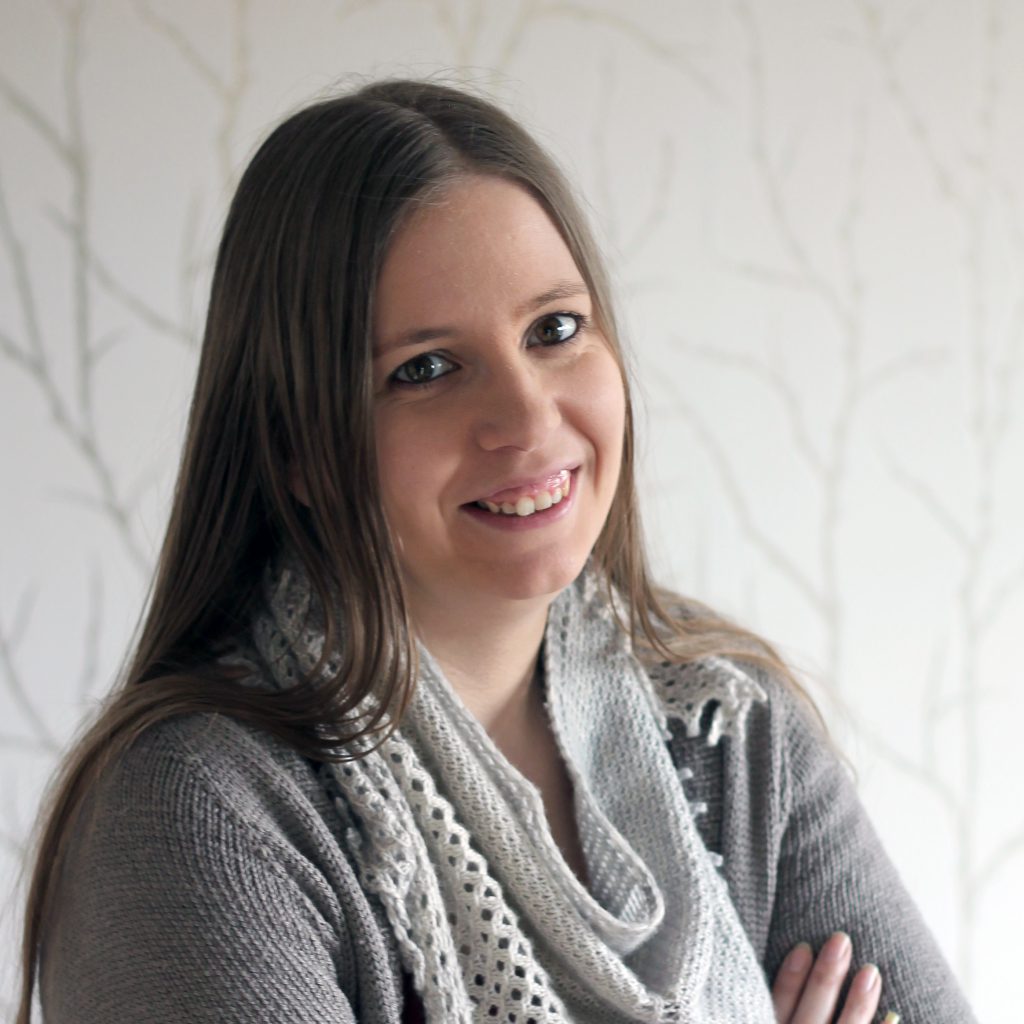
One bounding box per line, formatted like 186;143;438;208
475;551;588;604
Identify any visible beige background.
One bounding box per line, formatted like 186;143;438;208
2;1;1022;1019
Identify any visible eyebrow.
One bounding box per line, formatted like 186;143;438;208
374;279;590;356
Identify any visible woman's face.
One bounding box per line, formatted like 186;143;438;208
372;175;626;614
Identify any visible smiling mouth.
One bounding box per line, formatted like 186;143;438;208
472;469;573;517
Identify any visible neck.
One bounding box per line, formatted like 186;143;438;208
406;587;551;733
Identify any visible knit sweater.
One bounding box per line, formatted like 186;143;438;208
40;662;976;1023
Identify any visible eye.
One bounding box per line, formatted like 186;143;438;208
391;352;456;386
529;312;583;346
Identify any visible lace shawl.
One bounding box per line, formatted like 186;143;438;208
251;558;775;1023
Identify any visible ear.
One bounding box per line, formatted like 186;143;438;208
288;463;311;507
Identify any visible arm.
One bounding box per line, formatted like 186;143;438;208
763;688;977;1024
40;714;393;1023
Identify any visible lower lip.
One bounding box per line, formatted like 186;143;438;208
461;472;577;531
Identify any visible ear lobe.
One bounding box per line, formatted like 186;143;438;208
288;464;310;507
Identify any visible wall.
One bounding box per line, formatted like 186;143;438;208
2;1;1022;1019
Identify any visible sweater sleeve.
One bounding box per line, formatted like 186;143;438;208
39;716;370;1024
763;689;977;1024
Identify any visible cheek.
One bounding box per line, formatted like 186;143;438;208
579;351;627;471
374;414;418;532
374;408;455;536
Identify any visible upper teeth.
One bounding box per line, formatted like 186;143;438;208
477;474;572;516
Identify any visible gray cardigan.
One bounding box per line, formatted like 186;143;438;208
40;673;976;1023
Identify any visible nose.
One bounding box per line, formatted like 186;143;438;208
473;357;562;452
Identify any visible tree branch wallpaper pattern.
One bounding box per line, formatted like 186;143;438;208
2;1;1021;1019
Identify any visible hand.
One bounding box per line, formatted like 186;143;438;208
772;932;897;1024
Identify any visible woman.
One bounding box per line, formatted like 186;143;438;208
17;79;974;1023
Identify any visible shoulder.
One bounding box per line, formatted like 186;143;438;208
44;711;402;1022
645;647;825;757
633;586;828;755
648;652;844;864
64;710;359;929
642;653;804;840
90;711;338;850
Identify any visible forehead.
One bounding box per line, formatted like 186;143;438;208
373;176;586;337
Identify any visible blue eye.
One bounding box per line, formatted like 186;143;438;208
391;352;456;386
530;313;583;345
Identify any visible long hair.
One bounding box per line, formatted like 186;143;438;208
15;78;805;1021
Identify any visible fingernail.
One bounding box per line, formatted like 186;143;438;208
882;1014;900;1024
822;931;851;963
784;943;813;973
851;963;879;994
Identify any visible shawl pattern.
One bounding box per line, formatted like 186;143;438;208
251;556;775;1023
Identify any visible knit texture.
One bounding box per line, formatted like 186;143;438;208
39;576;979;1023
251;558;776;1023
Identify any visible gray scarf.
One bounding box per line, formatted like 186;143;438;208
251;555;775;1023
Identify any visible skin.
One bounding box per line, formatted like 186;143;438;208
773;933;885;1023
371;176;625;606
370;174;891;1023
372;174;624;726
372;175;619;879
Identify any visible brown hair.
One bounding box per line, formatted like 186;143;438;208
15;78;805;1021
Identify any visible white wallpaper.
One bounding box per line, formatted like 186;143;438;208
2;1;1022;1020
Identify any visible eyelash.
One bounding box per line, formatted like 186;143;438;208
388;311;591;389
